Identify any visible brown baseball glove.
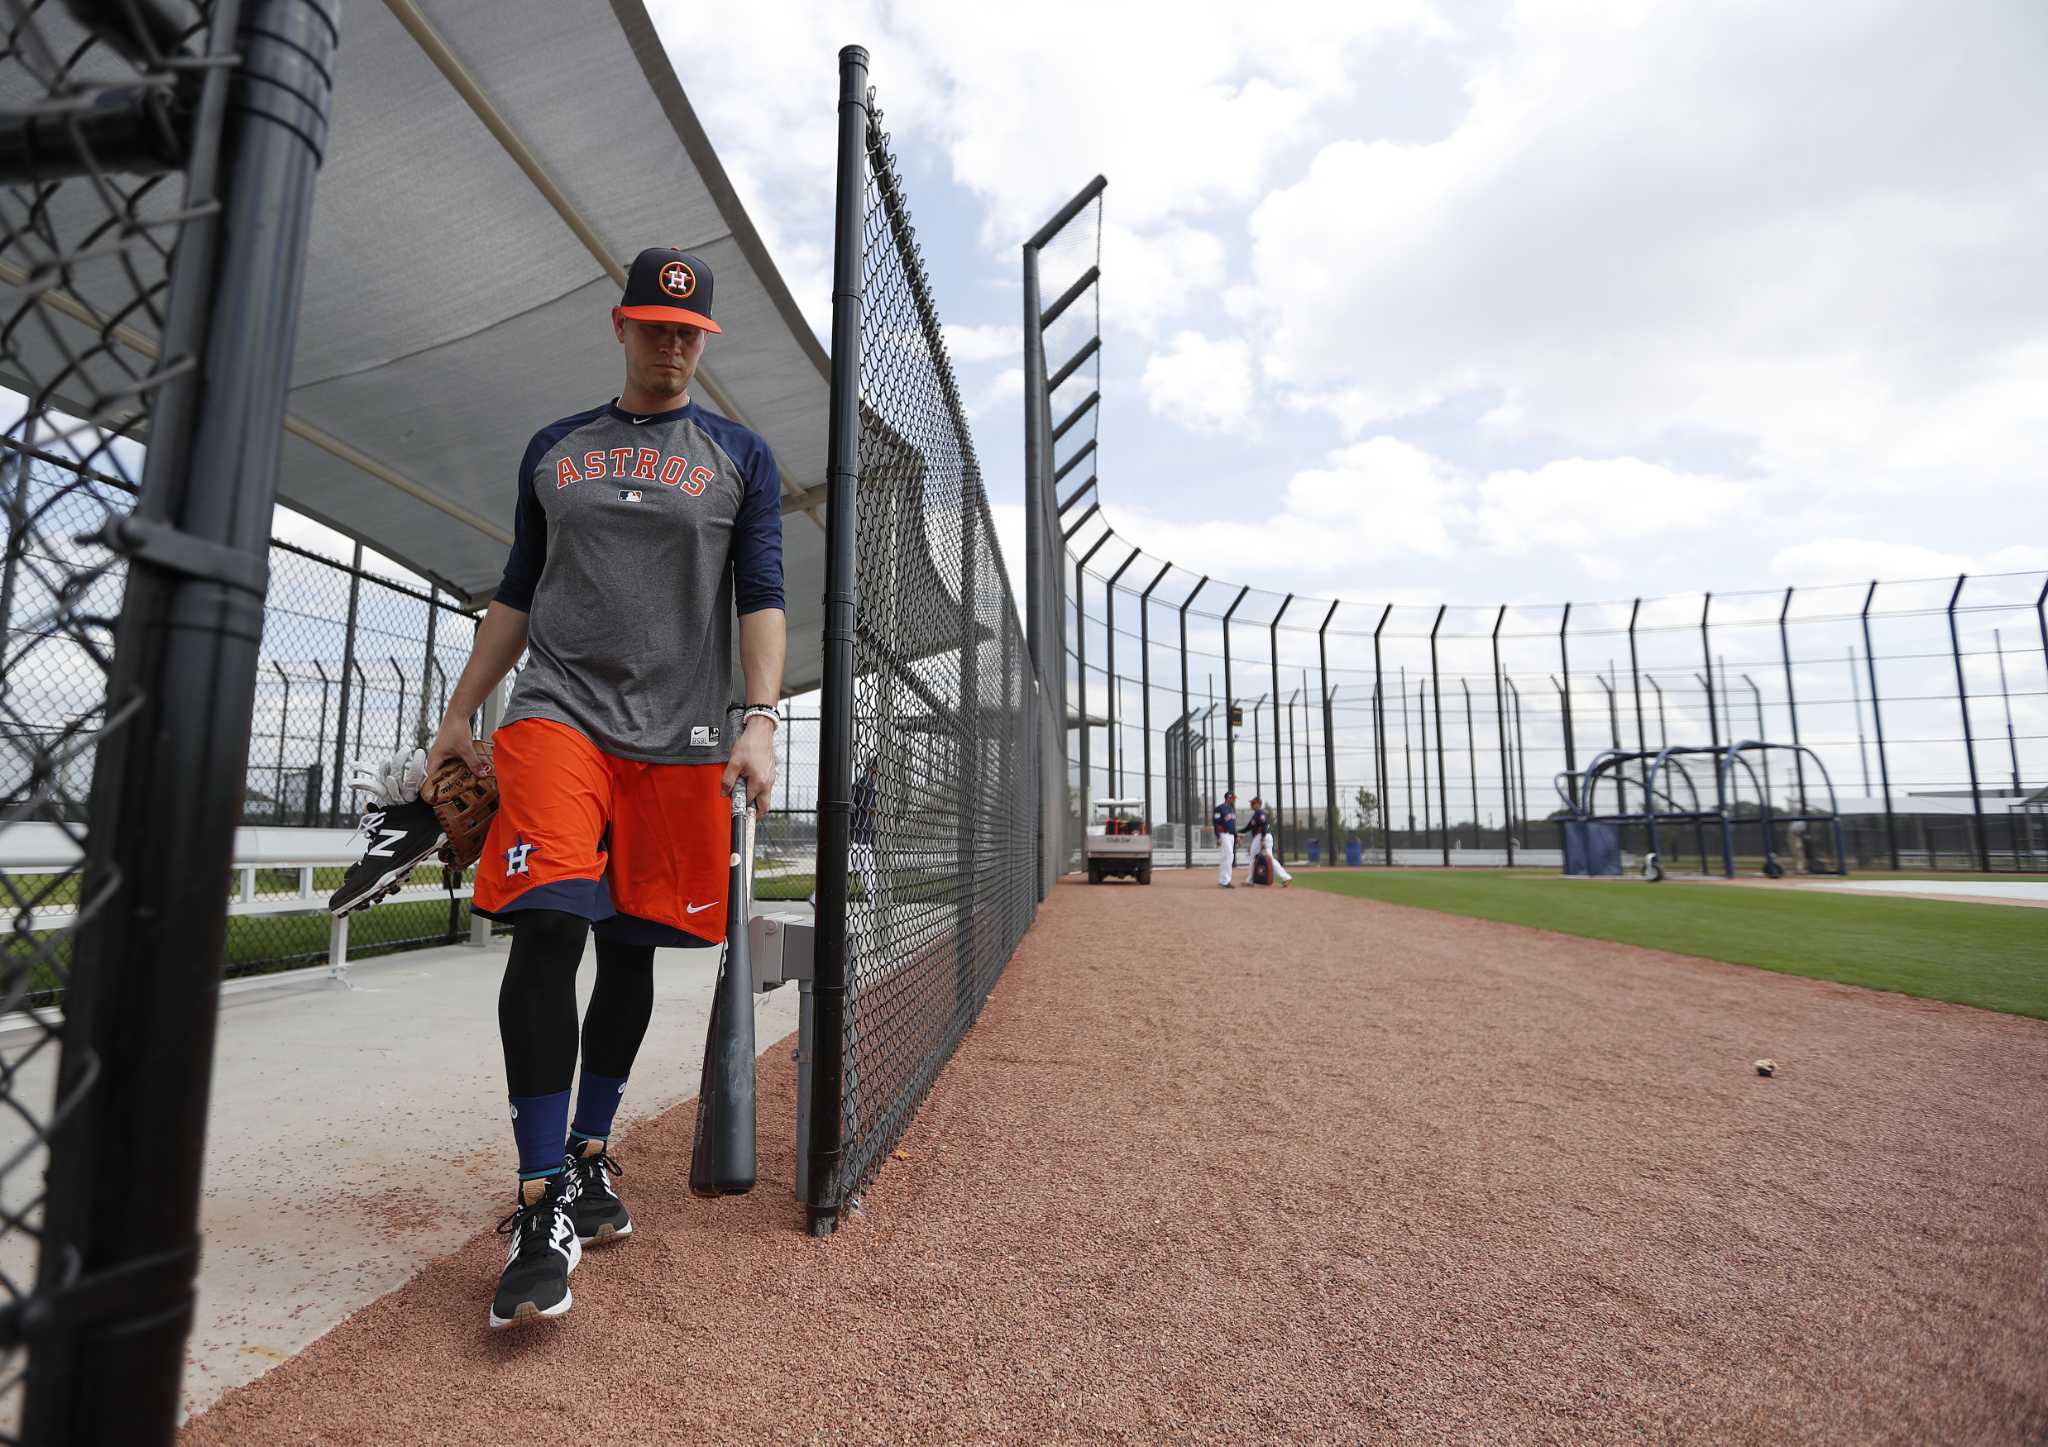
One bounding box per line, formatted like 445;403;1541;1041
421;745;498;868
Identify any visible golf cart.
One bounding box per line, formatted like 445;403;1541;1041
1085;797;1153;884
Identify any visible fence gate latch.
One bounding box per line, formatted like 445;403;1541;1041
88;514;271;597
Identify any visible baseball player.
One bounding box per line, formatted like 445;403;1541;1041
1213;790;1240;887
401;248;784;1329
1243;795;1293;886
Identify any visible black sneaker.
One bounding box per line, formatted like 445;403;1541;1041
328;797;446;915
488;1174;582;1329
567;1138;632;1243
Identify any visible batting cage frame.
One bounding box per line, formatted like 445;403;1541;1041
0;3;336;1441
802;47;1041;1236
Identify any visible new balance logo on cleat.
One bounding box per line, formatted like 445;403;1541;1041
327;797;448;917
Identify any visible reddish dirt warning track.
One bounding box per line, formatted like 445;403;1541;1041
186;870;2048;1444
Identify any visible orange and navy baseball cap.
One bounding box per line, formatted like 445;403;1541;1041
616;247;721;332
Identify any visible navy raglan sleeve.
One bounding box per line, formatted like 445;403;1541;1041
494;436;548;611
731;438;786;615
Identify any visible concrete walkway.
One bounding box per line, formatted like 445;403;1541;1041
0;935;800;1420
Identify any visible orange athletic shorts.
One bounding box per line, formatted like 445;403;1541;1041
471;717;728;946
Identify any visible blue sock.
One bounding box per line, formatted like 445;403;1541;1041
570;1070;629;1144
509;1090;572;1180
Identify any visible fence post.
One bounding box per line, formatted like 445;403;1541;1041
350;658;368;783
1178;577;1209;868
1319;601;1339;854
1945;574;1990;870
1460;679;1476;854
310;661;332;826
804;42;871;1236
24;3;339;1435
1700;594;1732;875
1105;548;1141;796
1558;603;1578;812
1298;670;1312;861
1269;594;1293;857
2037;577;2048;705
1597;670;1620;815
1995;630;2021;793
1856;582;1899;870
1139;562;1171;834
1628;599;1648;837
1510;678;1529;837
1429;607;1448;865
329;541;364;821
388;657;406;751
1285;688;1299;861
1401;667;1414;843
1743;674;1769;812
1074;535;1111;837
271;662;292;822
1777;587;1808;808
1373;604;1391;865
1492;607;1514;866
1419;676;1434;854
1221;585;1248;796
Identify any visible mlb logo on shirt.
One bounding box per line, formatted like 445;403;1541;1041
618;488;643;502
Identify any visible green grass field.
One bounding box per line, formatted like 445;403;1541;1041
1295;870;2048;1019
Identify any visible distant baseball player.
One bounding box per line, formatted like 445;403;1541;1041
1244;795;1293;887
339;248;786;1329
1213;790;1240;888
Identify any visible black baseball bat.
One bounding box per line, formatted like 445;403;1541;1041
689;787;757;1197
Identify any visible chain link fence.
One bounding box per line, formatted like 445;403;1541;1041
804;48;1041;1233
1;454;492;991
1058;555;2048;877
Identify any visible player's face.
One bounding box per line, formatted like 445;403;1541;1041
617;317;707;400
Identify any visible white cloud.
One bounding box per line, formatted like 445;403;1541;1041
896;0;1448;241
1768;538;2048;585
1101;222;1228;339
1108;439;1772;592
1239;0;2048;502
969;367;1024;422
942;324;1023;364
1477;458;1751;553
1141;331;1256;434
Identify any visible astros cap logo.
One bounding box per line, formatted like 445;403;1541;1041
660;261;696;299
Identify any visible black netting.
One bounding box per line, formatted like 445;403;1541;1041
815;97;1040;1216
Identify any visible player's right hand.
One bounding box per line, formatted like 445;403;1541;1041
427;713;490;779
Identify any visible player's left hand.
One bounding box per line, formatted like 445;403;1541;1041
723;715;777;812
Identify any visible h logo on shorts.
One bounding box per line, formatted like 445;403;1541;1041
505;838;537;877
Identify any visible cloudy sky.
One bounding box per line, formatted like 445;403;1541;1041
651;0;2048;611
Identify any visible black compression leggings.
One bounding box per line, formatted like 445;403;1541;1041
497;910;656;1096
